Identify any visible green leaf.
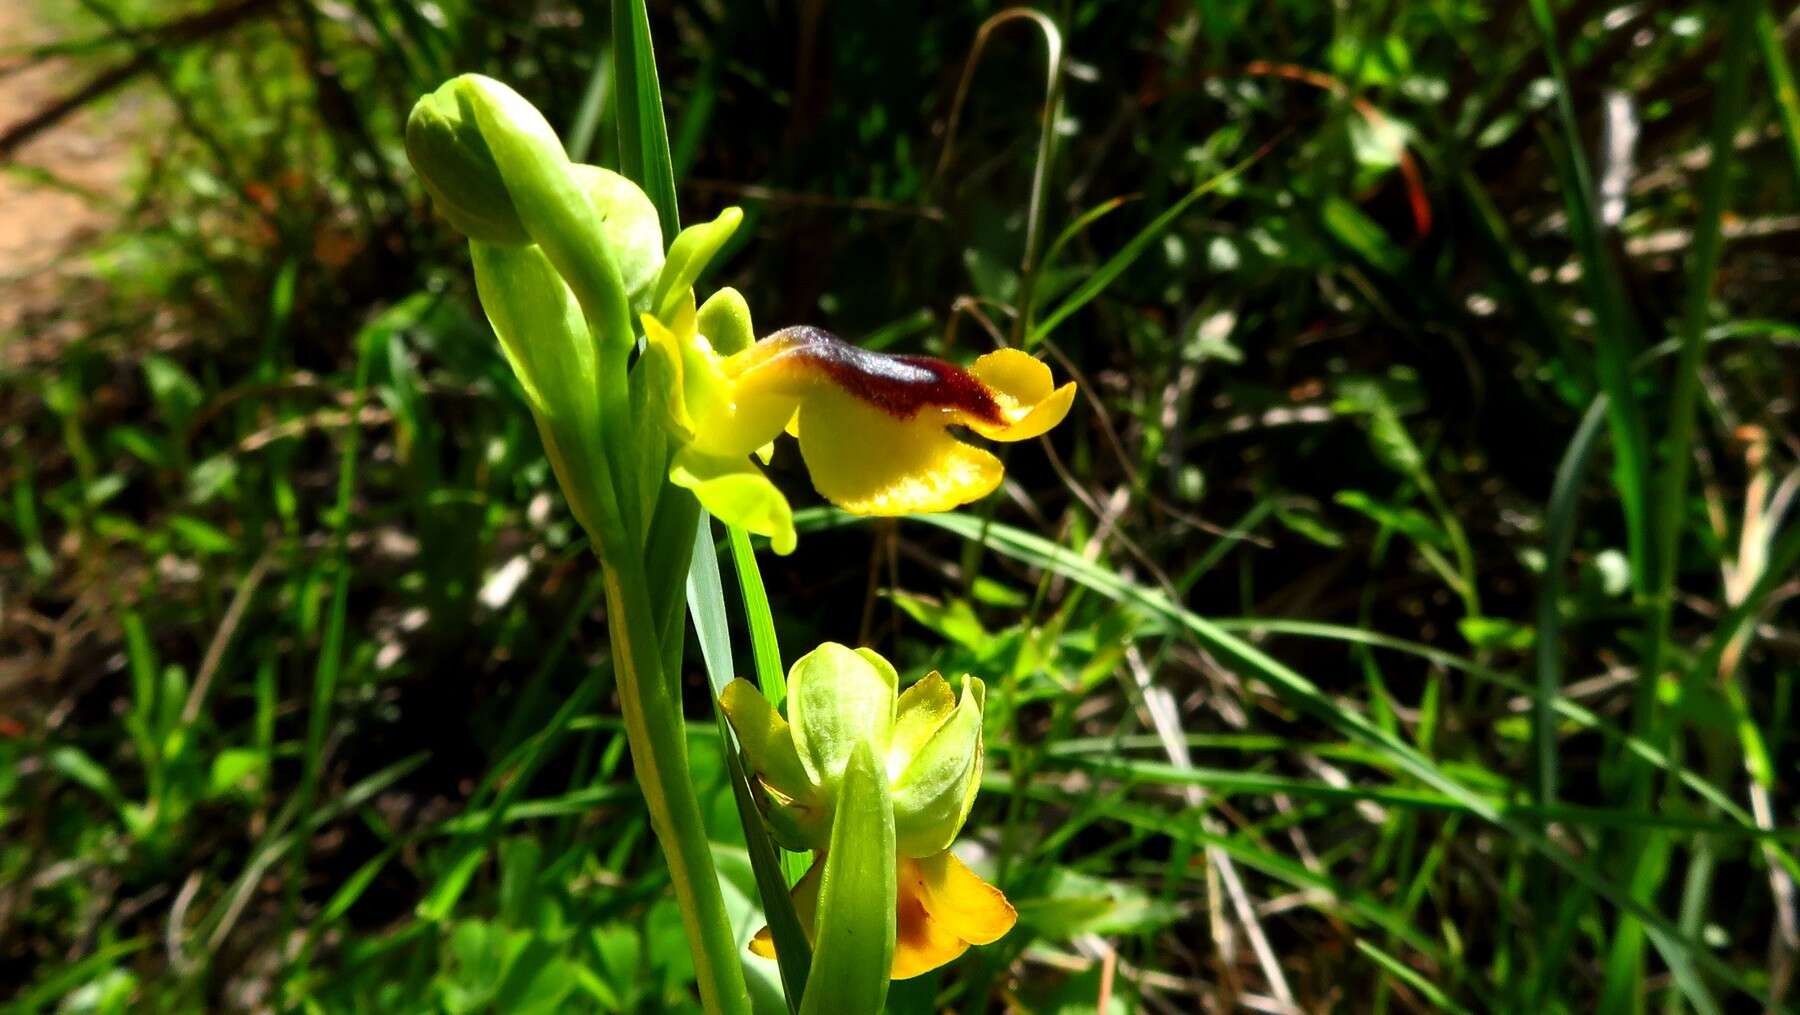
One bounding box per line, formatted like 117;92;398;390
495;942;578;1014
1334;377;1425;477
167;515;235;555
590;924;643;1008
889;593;991;652
612;0;680;234
1270;498;1344;548
1458;617;1535;652
1321;195;1405;275
141;355;202;429
1348;112;1409;172
1335;490;1447;548
187;455;239;505
800;741;895;1015
207;748;265;797
1013;867;1182;938
443;921;520;1012
687;517;812;1009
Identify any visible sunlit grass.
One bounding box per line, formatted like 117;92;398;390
4;1;1799;1011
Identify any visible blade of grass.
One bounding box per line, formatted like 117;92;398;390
1608;4;1758;1009
933;7;1063;347
567;43;612;164
1357;938;1475;1015
809;508;1777;1007
283;318;378;947
1649;0;1759;768
687;515;810;1011
726;527;786;708
724;521;808;885
613;8;759;1012
611;0;811;994
1029;141;1274;345
1531;395;1608;970
612;0;678;234
1757;3;1800;196
1525;0;1652;593
1053;757;1800;839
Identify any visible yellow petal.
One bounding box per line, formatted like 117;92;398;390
892;857;972;979
795;387;1003;515
970;348;1053;405
688;374;801;460
887;672;955;780
750;852;826;959
641;313;695;439
991;379;1075;441
964;349;1075;441
914;850;1016;946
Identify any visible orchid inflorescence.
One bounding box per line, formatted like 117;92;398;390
406;71;1066;1012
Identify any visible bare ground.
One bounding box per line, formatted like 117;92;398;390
0;0;137;352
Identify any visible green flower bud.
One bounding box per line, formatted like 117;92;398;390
405;76;529;245
720;645;987;858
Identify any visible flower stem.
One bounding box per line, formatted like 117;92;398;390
601;547;752;1015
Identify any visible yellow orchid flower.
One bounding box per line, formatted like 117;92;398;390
721;644;1016;981
750;848;1017;980
645;309;1076;553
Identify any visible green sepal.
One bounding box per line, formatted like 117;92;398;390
652;207;744;321
574;165;664;315
669;447;796;555
787;643;896;792
719;679;824;849
469;241;608;535
799;741;895;1015
891;675;985;858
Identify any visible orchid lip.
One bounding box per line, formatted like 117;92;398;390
748;326;1007;426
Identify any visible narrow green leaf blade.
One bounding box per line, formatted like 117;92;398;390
800;742;895;1015
612;0;679;235
688;513;811;1010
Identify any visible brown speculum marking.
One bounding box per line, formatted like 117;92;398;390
759;326;1006;425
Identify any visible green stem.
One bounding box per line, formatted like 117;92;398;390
601;545;752;1015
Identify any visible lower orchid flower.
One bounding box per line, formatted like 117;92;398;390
750;844;1017;980
720;643;1017;980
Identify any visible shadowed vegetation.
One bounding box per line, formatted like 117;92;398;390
3;0;1799;1011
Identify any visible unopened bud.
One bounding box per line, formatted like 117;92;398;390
405;76;528;244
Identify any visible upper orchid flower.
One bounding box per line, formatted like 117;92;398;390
646;307;1075;554
720;644;1017;980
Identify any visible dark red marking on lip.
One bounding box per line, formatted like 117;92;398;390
760;326;1005;425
